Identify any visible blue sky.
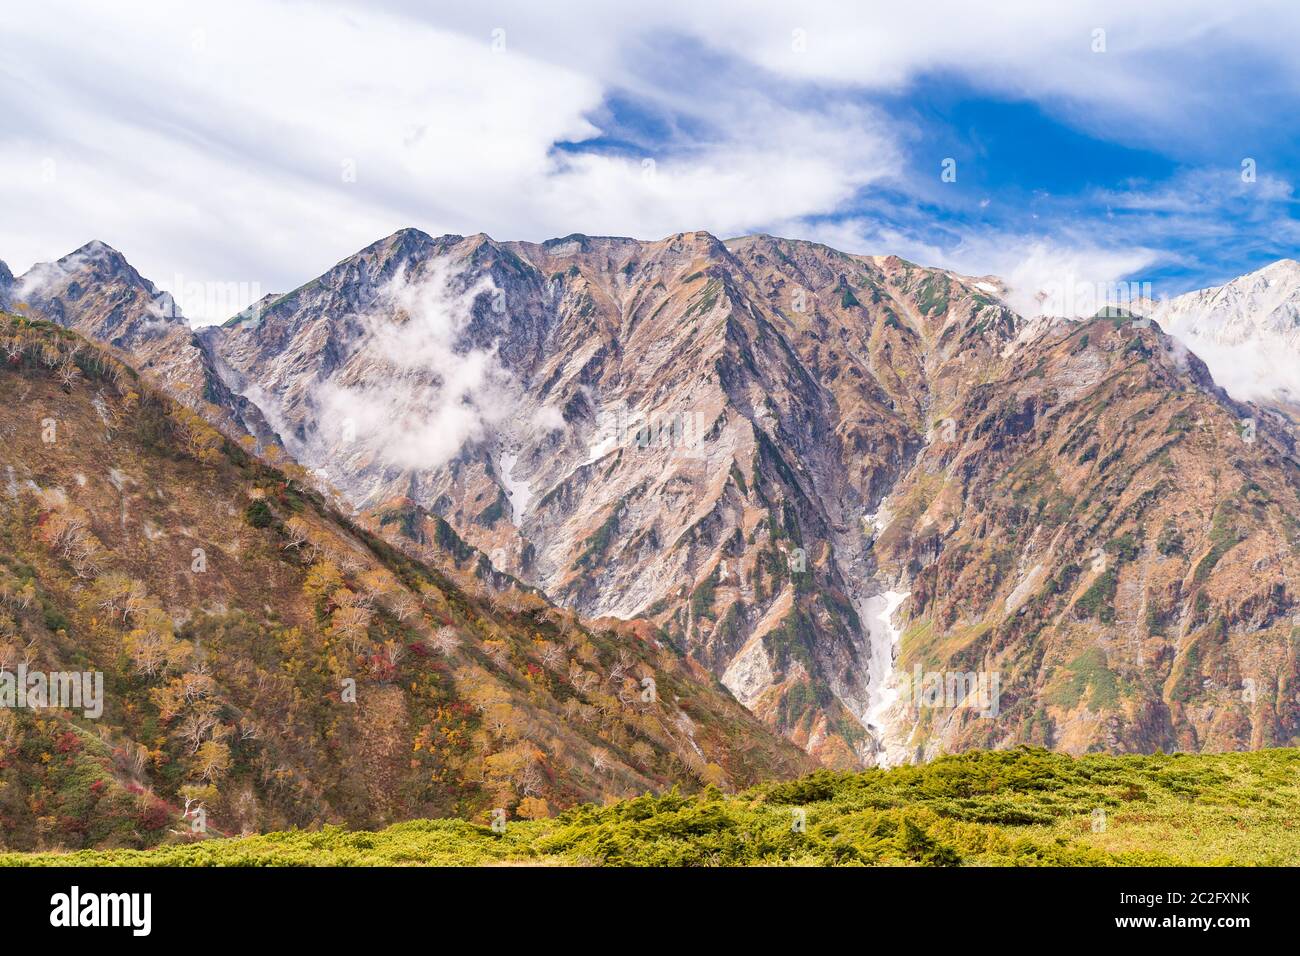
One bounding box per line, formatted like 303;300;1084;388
2;1;1298;321
863;74;1298;294
558;23;1300;307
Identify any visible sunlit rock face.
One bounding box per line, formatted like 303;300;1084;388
34;232;1300;766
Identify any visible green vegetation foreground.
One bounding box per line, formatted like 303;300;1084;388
4;747;1298;866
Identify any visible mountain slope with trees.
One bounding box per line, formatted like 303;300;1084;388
11;232;1300;770
0;312;810;851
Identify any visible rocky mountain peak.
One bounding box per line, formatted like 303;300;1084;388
13;239;184;332
70;237;132;269
1137;257;1300;403
10;229;1299;771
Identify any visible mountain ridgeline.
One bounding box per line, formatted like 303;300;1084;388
8;230;1300;783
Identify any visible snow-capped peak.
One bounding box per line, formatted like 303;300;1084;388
1139;259;1300;402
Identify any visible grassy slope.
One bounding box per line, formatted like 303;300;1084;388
6;747;1297;866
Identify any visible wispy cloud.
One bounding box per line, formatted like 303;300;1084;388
311;260;513;475
3;0;1299;315
787;215;1161;318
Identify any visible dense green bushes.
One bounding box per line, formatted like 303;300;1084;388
6;747;1297;867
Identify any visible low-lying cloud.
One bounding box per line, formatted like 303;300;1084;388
312;260;515;473
1164;330;1300;403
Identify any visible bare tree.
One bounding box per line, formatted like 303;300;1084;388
331;605;373;654
517;762;545;797
608;648;633;684
178;711;218;754
390;592;418;622
538;642;564;672
281;516;310;551
485;642;511;669
56;360;81;390
427;626;461;656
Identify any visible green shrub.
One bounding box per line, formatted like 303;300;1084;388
244;499;274;528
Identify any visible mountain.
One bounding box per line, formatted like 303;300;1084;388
869;310;1300;759
9;243;279;448
14;232;1300;771
197;229;1025;766
0;310;810;851
1140;259;1300;405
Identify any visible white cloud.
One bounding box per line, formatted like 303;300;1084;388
1170;334;1300;403
0;1;899;322
983;240;1162;319
0;1;604;322
10;248;94;303
786;217;1160;318
533;103;899;239
313;260;512;473
530;405;567;432
2;0;1296;321
383;0;1300;146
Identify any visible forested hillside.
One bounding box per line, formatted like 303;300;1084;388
0;313;809;851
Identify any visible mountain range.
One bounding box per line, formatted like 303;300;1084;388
4;230;1300;793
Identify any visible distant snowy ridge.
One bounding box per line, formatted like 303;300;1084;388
1139;259;1300;402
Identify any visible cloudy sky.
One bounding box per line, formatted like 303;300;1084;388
3;0;1299;322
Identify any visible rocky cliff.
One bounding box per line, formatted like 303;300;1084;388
14;231;1300;767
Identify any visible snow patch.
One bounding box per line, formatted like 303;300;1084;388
581;431;617;467
1004;563;1045;615
861;506;892;541
862;590;909;737
499;452;531;526
722;634;774;709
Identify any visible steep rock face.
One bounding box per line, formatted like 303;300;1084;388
11;242;278;446
13;240;182;347
869;313;1300;761
210;229;555;503
199;229;1024;765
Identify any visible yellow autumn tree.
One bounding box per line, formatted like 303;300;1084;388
516;796;550;820
302;561;344;603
